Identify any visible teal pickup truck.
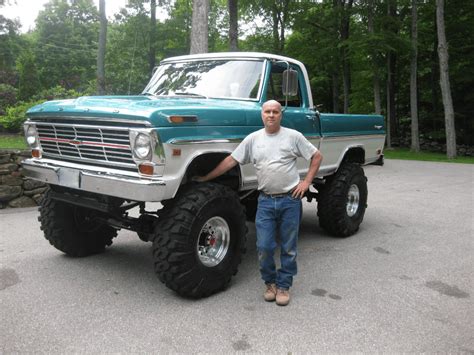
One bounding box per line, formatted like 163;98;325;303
22;52;385;298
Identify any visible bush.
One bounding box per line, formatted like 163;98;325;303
0;84;18;115
32;85;83;101
0;100;45;132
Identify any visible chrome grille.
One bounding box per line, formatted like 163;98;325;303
35;122;135;168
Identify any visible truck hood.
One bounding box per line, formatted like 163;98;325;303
26;95;259;126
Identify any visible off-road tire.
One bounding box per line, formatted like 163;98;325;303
317;163;368;237
152;183;247;298
38;189;117;256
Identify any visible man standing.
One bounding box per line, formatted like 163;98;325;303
194;100;322;306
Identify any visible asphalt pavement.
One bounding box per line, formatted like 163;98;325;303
1;159;473;353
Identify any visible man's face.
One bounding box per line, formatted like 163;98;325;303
261;101;282;133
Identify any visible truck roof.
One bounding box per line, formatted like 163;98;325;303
160;52;305;68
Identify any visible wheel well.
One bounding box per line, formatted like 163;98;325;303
341;147;365;165
186;153;241;190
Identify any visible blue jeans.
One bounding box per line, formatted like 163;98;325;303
255;193;302;290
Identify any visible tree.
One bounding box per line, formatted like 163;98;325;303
149;0;157;75
228;0;238;51
410;0;419;152
436;0;456;158
367;0;381;115
16;49;40;100
190;0;209;54
97;0;107;95
34;0;99;90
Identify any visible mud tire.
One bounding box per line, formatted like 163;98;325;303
317;163;368;237
38;189;117;256
152;183;247;298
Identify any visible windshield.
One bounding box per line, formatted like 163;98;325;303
142;59;264;100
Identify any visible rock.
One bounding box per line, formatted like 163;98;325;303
32;194;44;204
8;195;37;208
0;153;11;164
0;174;23;186
23;179;47;190
0;163;18;174
23;186;48;196
0;185;22;202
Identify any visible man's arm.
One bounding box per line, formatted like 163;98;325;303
292;150;323;198
193;155;239;182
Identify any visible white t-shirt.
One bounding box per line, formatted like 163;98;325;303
231;127;318;194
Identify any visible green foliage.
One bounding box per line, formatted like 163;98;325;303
0;100;45;131
34;0;99;90
0;83;17;114
16;49;41;101
0;85;82;132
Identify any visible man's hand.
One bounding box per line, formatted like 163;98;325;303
192;176;206;183
292;180;311;199
291;151;323;199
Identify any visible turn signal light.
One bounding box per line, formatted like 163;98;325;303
169;115;198;123
139;163;154;176
32;149;42;158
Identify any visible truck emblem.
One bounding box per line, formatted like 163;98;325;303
68;140;82;146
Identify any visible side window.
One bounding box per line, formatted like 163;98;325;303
266;65;302;107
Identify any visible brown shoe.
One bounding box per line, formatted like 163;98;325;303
276;288;290;306
264;283;277;302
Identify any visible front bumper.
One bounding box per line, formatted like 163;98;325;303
22;159;168;202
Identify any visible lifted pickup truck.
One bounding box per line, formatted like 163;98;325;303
22;52;385;298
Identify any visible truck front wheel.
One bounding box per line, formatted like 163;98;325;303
317;163;368;237
38;189;117;256
152;183;247;298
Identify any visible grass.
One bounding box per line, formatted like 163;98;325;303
0;134;27;149
384;147;474;164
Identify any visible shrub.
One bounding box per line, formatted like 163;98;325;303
0;84;18;115
0;100;45;132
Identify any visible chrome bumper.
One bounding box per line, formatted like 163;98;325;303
21;159;167;202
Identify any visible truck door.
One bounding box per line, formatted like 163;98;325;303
266;63;321;171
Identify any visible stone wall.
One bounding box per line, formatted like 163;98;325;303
0;149;47;209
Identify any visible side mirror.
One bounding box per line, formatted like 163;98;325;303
282;69;298;96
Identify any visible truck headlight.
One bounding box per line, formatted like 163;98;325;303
133;133;151;159
25;125;39;148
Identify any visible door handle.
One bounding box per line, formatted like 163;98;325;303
306;115;316;121
374;125;383;130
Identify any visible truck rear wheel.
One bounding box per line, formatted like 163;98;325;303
152;183;247;298
317;163;368;237
38;189;117;256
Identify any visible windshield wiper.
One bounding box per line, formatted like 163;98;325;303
174;92;208;99
141;92;158;97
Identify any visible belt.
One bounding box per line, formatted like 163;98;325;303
260;190;294;198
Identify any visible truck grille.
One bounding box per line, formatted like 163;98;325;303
35;122;136;169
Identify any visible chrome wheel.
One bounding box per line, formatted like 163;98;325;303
197;216;230;267
346;184;360;217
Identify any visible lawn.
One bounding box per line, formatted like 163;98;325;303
0;134;27;149
384;148;474;164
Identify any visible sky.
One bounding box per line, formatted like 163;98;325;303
2;0;130;33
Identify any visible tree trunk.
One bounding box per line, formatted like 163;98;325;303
332;71;340;113
190;0;209;54
340;0;353;114
385;0;398;148
96;0;107;95
149;0;157;76
272;5;279;53
228;0;238;51
410;0;419;152
436;0;456;158
367;0;381;114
